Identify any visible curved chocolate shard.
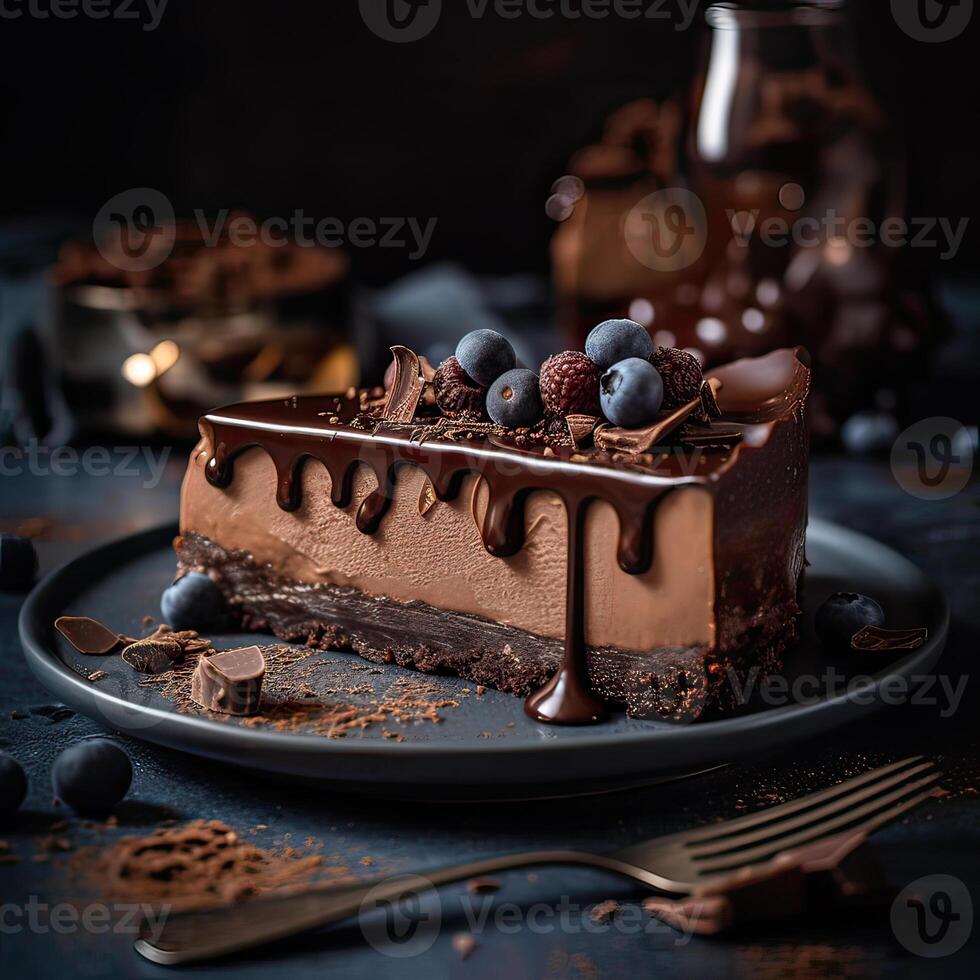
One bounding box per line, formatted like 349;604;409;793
55;616;125;655
191;646;265;715
594;379;722;455
382;345;425;422
850;625;928;652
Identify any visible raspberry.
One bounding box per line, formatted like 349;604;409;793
650;347;703;410
433;356;485;418
539;351;601;416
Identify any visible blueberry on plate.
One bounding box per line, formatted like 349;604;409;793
585;319;653;369
815;592;885;650
161;572;229;631
0;533;38;590
52;741;132;817
487;369;543;428
599;358;664;428
0;753;27;816
455;329;516;387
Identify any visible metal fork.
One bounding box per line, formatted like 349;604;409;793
136;757;939;965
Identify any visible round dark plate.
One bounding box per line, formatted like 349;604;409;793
19;519;948;800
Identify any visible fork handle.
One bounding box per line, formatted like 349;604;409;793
135;849;615;965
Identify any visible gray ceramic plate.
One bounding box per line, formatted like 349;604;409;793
19;519;949;799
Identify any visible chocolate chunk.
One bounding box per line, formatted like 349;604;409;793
850;625;928;652
594;393;702;454
191;646;266;716
122;637;183;674
55;616;125;655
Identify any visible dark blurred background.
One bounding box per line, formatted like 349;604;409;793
0;0;977;448
3;1;977;278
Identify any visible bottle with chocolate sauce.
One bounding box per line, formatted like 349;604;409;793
687;1;901;351
554;1;927;442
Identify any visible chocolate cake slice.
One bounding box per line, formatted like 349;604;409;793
176;347;809;723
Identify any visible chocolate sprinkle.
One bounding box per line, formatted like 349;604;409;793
850;625;928;652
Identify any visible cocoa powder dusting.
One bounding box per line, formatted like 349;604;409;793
140;645;459;738
68;820;344;910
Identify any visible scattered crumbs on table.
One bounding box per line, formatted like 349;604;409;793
452;932;479;960
590;900;619;923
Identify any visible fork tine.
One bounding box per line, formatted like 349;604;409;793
689;761;936;858
680;757;926;846
694;771;941;875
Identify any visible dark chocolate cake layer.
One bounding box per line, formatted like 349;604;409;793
176;531;797;721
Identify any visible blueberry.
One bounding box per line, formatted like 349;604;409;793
599;358;664;427
585;319;653;369
161;572;229;631
815;592;885;650
0;753;27;816
52;740;132;816
486;369;543;428
455;329;516;387
0;533;38;590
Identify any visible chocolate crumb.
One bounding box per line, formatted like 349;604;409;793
467;877;500;894
452;933;478;961
590;900;619;923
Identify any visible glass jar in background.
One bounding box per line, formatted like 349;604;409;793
552;0;940;443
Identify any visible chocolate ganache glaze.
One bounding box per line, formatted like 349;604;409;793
200;347;809;725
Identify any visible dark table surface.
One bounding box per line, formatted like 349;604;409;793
1;450;978;979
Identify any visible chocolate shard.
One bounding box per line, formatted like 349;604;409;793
55;616;125;655
191;646;266;716
698;377;723;421
680;422;744;448
565;414;600;450
850;625;928;652
595;394;702;455
381;346;425;422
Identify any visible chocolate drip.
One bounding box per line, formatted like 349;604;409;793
524;495;607;725
199;348;807;725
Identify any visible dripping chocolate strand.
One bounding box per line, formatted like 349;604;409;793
524;493;607;725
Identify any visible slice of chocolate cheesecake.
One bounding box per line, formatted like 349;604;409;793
175;346;809;723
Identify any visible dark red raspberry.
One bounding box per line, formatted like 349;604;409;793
539;351;601;416
433;356;485;418
650;347;703;410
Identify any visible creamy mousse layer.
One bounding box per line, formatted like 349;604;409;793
181;454;715;652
